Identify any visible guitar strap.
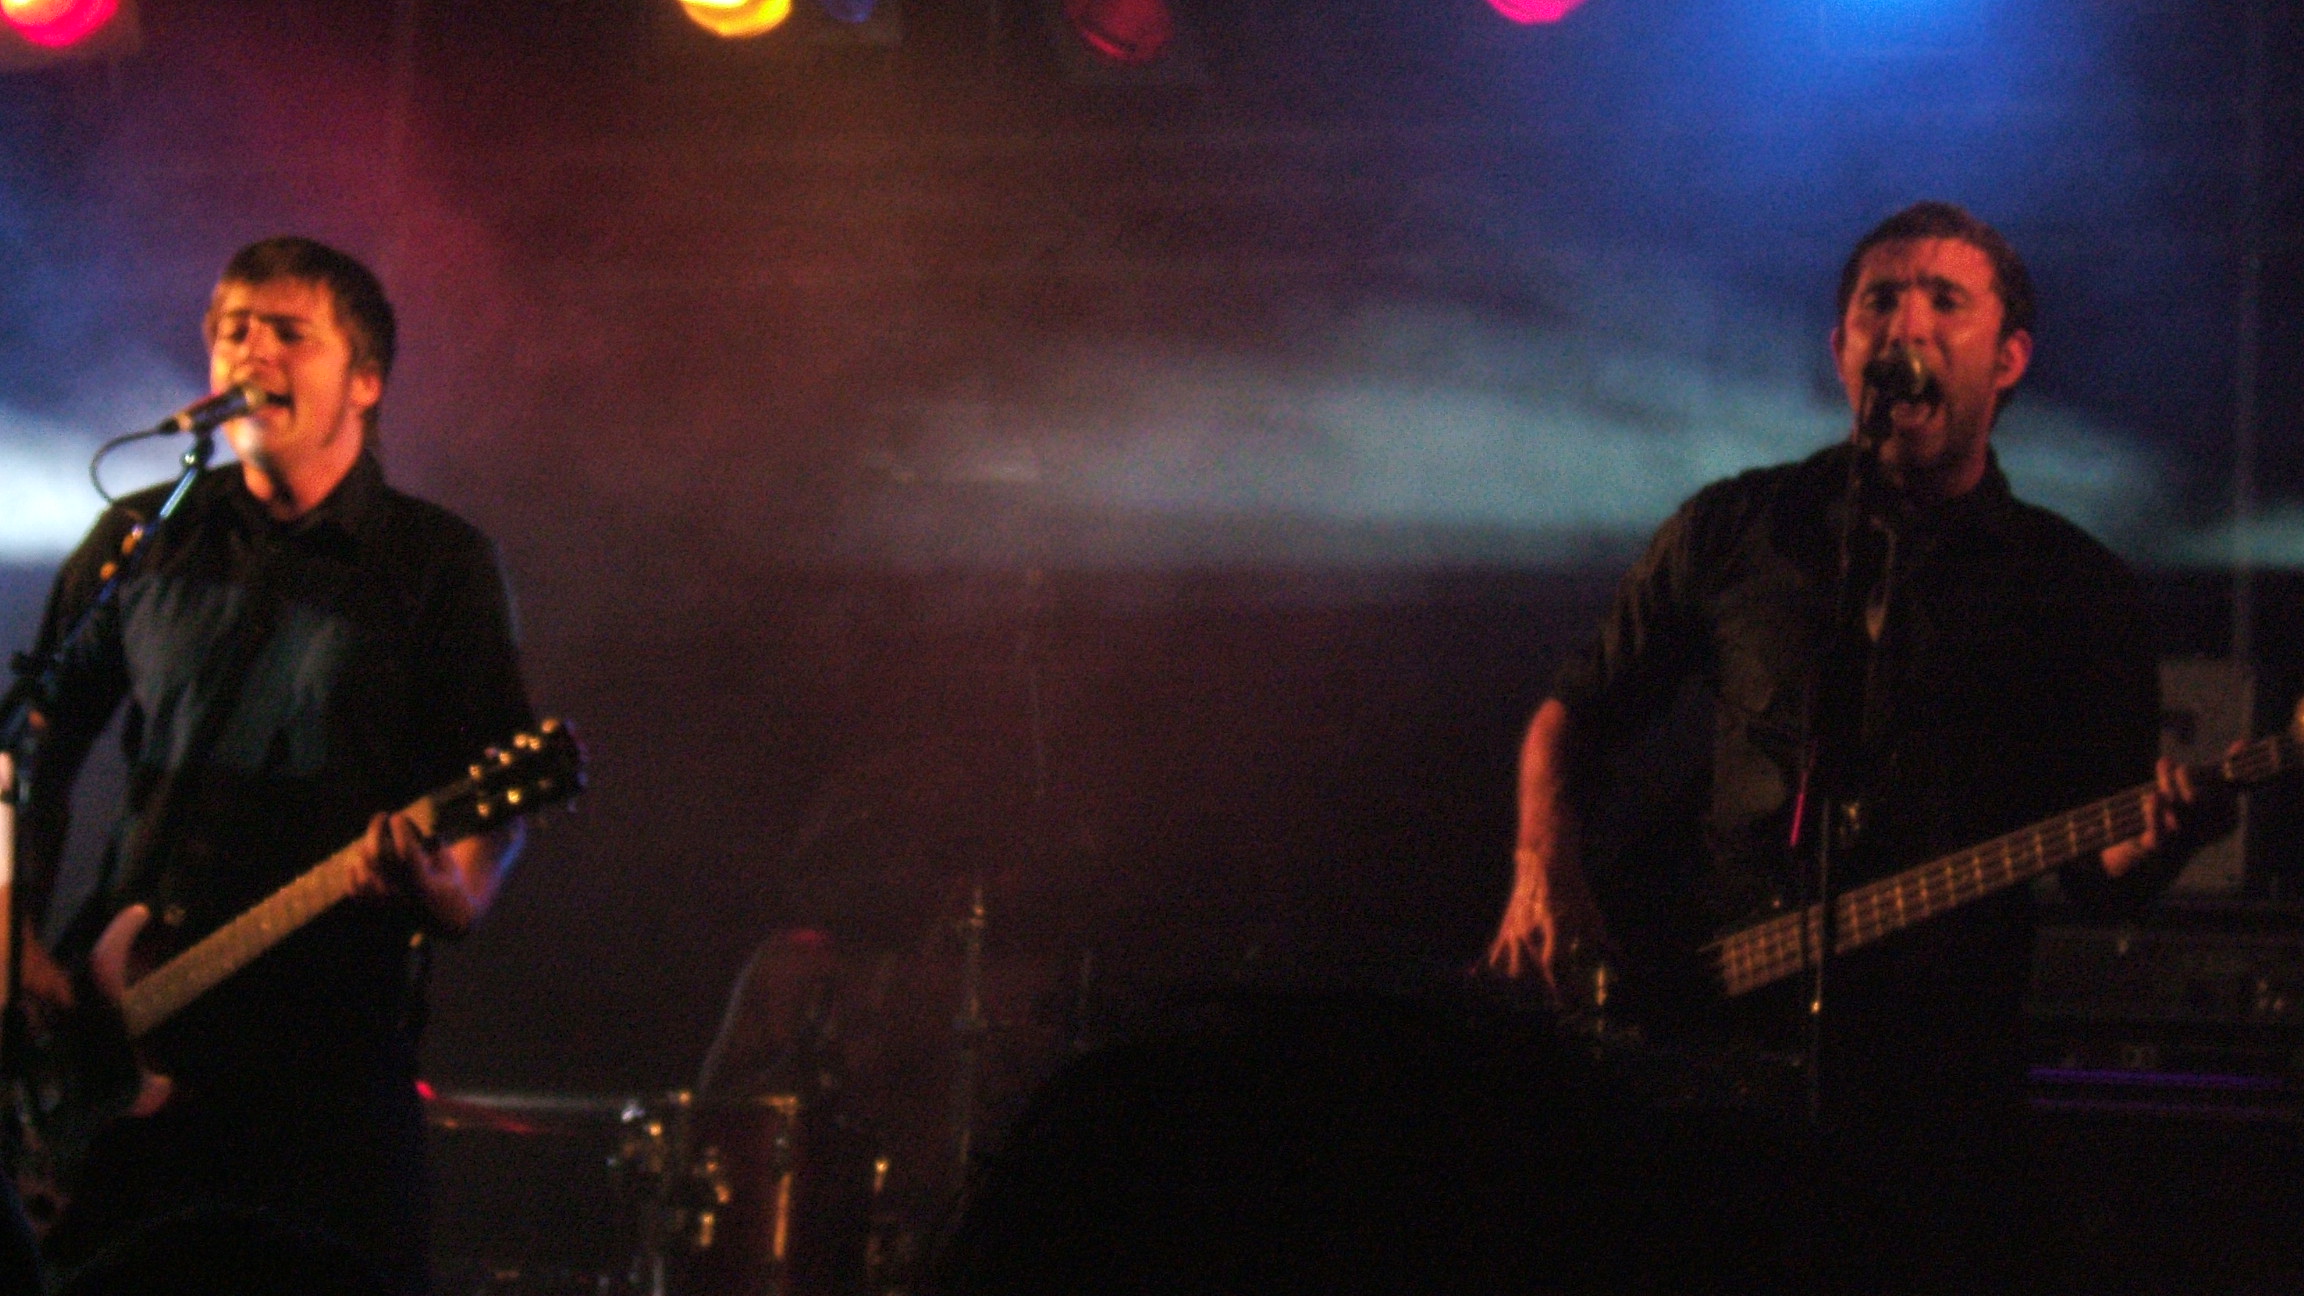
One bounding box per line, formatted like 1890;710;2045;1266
105;517;293;944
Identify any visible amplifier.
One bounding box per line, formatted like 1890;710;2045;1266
2028;914;2304;1080
2158;657;2255;894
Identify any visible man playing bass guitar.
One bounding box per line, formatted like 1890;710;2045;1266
1484;202;2212;1290
10;237;533;1293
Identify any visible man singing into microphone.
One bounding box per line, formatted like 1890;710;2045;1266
1483;202;2202;1287
12;237;533;1291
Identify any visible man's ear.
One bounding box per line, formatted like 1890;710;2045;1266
1993;328;2032;394
348;367;383;417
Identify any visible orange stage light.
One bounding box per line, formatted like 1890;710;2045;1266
680;0;793;39
1;0;118;48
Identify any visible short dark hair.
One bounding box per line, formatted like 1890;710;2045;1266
1836;201;2034;341
205;237;396;441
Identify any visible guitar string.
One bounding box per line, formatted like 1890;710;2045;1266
1710;745;2264;992
115;729;573;1036
1722;791;2156;992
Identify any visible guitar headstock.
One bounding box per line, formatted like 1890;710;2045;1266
432;718;586;841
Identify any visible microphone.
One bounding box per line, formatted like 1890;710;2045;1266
1861;347;1934;405
159;384;267;434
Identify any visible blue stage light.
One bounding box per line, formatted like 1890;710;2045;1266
1818;0;1989;54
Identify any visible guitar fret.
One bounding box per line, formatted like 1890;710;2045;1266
123;850;369;1035
128;800;462;1030
110;723;579;1038
1712;735;2294;998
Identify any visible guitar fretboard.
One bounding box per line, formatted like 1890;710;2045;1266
118;796;439;1040
1710;736;2285;998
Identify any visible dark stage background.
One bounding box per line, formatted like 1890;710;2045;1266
2;0;2302;1232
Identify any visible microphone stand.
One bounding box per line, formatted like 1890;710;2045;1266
0;425;220;1088
1786;388;1896;1128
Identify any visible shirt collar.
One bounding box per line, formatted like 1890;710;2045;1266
1900;449;2017;539
1816;442;2019;541
223;450;388;544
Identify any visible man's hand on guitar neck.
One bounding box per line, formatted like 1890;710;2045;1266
2099;754;2217;880
351;812;525;938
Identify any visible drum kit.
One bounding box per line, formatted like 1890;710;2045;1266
426;563;1113;1293
425;891;1066;1296
429;1086;882;1296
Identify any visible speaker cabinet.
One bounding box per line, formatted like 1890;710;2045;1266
2159;657;2255;895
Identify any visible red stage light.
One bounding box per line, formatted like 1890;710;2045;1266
1487;0;1587;24
1;0;119;48
1062;0;1172;66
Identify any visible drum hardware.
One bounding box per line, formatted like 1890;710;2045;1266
610;1090;803;1296
427;1090;650;1292
948;881;990;1178
428;1084;883;1296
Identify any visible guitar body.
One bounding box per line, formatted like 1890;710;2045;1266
1552;932;1814;1118
10;945;147;1226
85;904;178;1120
12;896;346;1225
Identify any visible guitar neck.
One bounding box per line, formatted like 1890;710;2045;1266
1713;736;2279;998
118;795;438;1040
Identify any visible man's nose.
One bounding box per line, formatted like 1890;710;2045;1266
1883;290;1932;344
232;325;282;365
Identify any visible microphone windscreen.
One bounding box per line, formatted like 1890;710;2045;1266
1863;349;1933;403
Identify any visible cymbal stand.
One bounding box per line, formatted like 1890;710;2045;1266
948;880;989;1178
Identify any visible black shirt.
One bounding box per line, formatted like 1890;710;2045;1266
20;451;533;1076
1554;443;2163;1113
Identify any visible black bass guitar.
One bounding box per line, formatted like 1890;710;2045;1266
1541;701;2301;1117
1704;702;2300;998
